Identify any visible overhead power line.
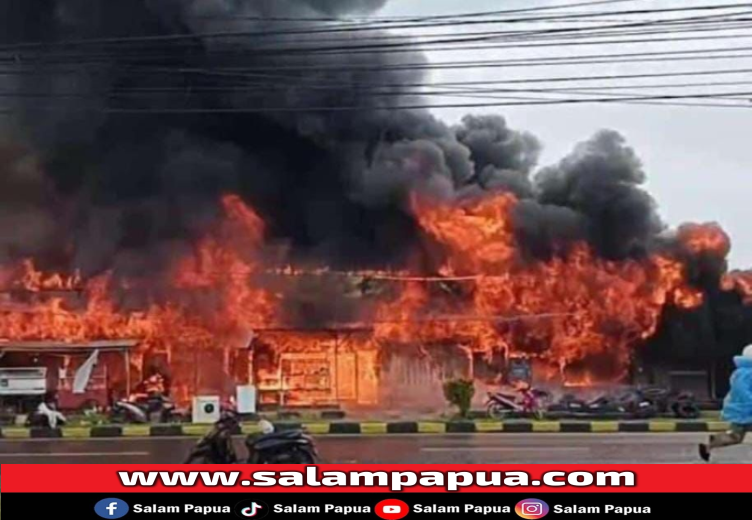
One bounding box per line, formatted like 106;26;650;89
221;15;752;56
10;79;745;98
77;45;752;73
264;21;752;56
235;12;752;59
7;65;751;98
3;89;752;114
246;20;752;50
186;0;643;23
6;27;752;71
0;2;749;50
10;17;752;61
5;82;752;105
5;11;749;73
1;2;750;112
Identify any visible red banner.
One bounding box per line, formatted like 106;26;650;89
4;464;751;493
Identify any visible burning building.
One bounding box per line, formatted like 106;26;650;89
0;191;743;409
0;0;750;410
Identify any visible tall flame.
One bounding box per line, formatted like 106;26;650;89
370;193;703;383
0;192;708;405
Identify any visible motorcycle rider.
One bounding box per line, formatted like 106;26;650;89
699;344;752;461
258;419;275;435
144;373;166;396
184;411;317;464
110;369;178;424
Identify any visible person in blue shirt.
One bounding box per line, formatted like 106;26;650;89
699;345;752;461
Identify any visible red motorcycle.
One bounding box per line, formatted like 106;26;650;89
486;384;551;420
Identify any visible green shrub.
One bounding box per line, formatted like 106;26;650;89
443;379;475;418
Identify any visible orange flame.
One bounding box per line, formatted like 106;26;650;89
0;191;712;405
723;271;752;304
371;192;704;384
678;222;731;257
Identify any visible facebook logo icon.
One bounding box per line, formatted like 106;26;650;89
94;498;129;519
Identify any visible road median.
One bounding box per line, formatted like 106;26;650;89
0;419;731;439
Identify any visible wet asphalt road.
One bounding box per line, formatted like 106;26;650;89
0;433;749;464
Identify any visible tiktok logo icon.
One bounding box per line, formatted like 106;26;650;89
241;503;263;517
235;500;270;519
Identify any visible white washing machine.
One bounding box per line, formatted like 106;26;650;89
192;395;221;424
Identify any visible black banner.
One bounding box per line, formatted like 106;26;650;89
1;492;742;519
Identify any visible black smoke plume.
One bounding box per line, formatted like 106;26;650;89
0;1;750;372
0;0;665;272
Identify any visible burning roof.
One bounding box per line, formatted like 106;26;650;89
0;339;139;353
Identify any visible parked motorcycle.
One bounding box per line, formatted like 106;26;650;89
486;385;551;420
546;394;587;416
669;393;701;419
548;386;701;420
548;393;630;419
110;393;182;424
185;411;319;464
618;387;700;419
614;389;658;419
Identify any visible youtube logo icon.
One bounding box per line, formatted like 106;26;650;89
375;499;410;520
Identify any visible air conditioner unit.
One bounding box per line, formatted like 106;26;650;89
192;395;220;424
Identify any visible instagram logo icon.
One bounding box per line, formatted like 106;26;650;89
515;499;550;519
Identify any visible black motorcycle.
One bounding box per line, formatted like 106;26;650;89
185;411;239;464
185;411;319;464
245;429;319;464
548;393;629;418
621;387;700;419
110;393;182;424
616;389;658;419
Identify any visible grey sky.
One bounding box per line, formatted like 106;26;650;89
378;0;752;267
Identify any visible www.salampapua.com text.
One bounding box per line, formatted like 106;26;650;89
118;467;635;492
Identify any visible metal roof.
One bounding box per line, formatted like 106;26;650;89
0;339;140;353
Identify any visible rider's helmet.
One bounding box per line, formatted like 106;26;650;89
743;345;752;359
258;419;275;435
218;407;239;425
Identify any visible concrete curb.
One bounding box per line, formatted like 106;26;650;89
0;420;731;439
